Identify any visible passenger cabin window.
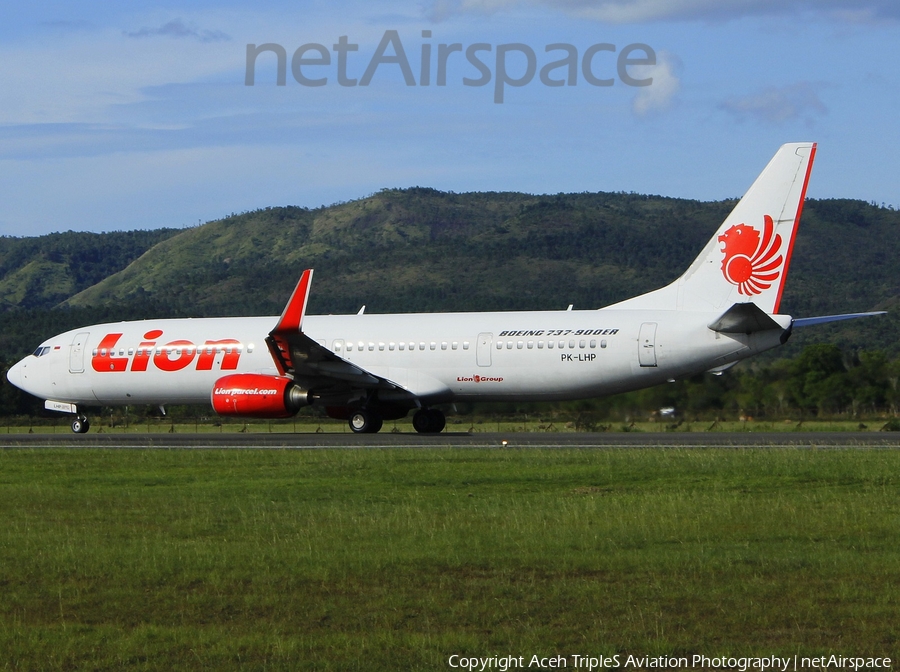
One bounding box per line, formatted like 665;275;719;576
463;342;470;350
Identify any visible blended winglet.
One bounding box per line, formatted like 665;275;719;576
273;269;313;335
267;269;314;376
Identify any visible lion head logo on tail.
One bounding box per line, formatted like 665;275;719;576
717;214;784;296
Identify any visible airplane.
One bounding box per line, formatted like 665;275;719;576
5;142;885;434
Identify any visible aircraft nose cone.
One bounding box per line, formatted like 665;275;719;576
6;359;27;392
6;360;22;389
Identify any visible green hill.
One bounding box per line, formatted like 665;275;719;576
0;229;180;311
63;190;733;316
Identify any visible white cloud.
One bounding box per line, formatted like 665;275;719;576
426;0;900;23
124;18;230;43
630;50;681;117
719;83;827;124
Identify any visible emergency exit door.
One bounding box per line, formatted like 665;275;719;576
638;322;658;367
477;333;492;367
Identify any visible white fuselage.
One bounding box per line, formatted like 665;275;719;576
7;308;790;409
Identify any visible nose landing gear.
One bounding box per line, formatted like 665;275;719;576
71;415;91;434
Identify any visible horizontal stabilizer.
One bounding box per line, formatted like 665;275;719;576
792;311;886;328
708;302;783;334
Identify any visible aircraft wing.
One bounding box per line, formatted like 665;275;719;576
265;270;407;400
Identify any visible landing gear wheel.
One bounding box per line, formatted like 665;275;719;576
429;409;446;433
369;415;384;434
412;409;445;434
71;416;90;434
349;409;383;434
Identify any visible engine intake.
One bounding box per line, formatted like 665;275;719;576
211;373;309;418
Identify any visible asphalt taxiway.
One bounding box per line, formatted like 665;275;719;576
1;431;899;449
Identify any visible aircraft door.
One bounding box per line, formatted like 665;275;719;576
69;332;90;374
476;332;492;367
638;322;658;367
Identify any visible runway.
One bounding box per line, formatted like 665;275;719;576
1;431;899;449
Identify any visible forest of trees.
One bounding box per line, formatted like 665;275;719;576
592;344;900;421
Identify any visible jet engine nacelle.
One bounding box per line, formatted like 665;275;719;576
211;373;309;418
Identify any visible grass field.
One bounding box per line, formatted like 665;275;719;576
0;447;898;670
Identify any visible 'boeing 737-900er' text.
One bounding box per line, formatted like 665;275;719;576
6;143;885;433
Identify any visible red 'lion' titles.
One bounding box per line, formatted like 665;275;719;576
91;332;243;373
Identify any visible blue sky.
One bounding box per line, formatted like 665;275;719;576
1;0;898;236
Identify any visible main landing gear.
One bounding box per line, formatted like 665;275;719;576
412;408;446;434
348;409;384;434
346;408;446;434
71;415;90;434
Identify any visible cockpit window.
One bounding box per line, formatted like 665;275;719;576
32;346;51;357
